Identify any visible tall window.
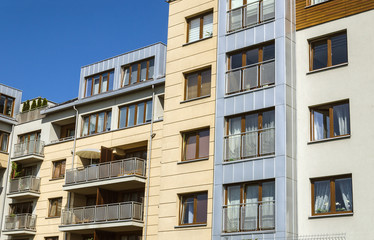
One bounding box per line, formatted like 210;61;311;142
227;42;275;94
223;181;275;232
52;160;66;179
228;0;275;32
0;131;9;152
183;129;210;161
310;101;350;141
82;110;112;136
225;109;274;161
309;31;347;71
0;94;15;117
119;100;152;128
187;12;213;43
311;175;353;215
179;192;208;225
122;58;155;87
48;198;62;217
185;68;211;100
85;70;114;97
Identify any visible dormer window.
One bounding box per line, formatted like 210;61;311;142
0;94;15;117
85;70;114;97
122;58;154;87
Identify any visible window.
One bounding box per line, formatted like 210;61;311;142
308;0;328;5
227;0;275;32
82;110;111;136
225;109;275;161
0;131;9;152
0;94;15;117
227;42;275;94
85;70;114;97
45;237;58;240
185;68;211;100
48;198;62;217
311;175;353;215
309;31;347;71
122;58;154;87
187;12;213;43
52;160;66;179
179;192;207;225
60;123;75;140
118;100;152;128
223;180;275;232
310;101;350;141
9;202;33;214
183;128;210;161
17;131;42;155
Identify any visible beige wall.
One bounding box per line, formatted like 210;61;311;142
296;10;374;239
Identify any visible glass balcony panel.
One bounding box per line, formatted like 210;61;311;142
95;206;106;222
87;165;98;181
260;128;275;155
76;169;86;182
120;203;132;219
224;135;241;161
241;203;258;231
99;163;110;179
84;207;95;223
229;8;243;31
223;205;240;232
243;65;258;90
110;161;122;177
245;3;259;27
260;61;275;86
242;131;258;158
260;202;275;229
107;205;119;220
226;70;241;94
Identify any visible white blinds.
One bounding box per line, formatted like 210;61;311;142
188;18;200;42
203;13;213;38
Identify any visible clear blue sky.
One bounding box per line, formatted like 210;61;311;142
0;0;169;103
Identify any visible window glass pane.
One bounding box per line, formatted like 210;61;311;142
148;59;154;79
314;180;331;214
82;117;89;136
312;40;328;70
229;117;242;135
181;196;194;224
101;73;108;93
245;185;259;203
1;133;8;152
188;18;200;42
131;64;138;84
85;78;92;97
196;193;208;223
231;53;243;69
140;61;147;82
93;76;100;95
137;103;145;125
263;44;275;61
227;185;241;205
335;178;353;212
231;0;244;8
119;107;128;128
128;105;135;127
0;96;5;114
5;97;13;116
97;112;105;133
203;13;213;38
245;113;258;132
145;101;153;122
106;112;111;131
313;109;330;140
185;134;197;160
333;103;350;137
200;69;211;96
198;129;209;158
246;49;258;65
123;68;130;86
331;33;347;66
108;71;114;91
262;182;275;201
89;114;97;134
263;110;275;128
263;0;275;21
186;73;198;100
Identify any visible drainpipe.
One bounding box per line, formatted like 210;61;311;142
143;85;155;240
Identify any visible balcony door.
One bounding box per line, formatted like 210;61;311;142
19;132;41;155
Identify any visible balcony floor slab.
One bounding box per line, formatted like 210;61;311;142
7;192;40;199
2;230;36;236
59;220;143;234
11;154;44;164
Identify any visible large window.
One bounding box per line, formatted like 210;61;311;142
48;197;62;217
185;68;211;100
85;70;114;97
187;12;213;43
52;160;66;179
309;32;347;71
119;100;152;129
82;110;112;136
179;192;208;225
227;42;275;94
311;175;353;215
223;180;275;232
310;101;350;141
0;94;15;117
225;109;275;161
0;131;9;152
183;128;210;161
122;58;154;87
228;0;275;32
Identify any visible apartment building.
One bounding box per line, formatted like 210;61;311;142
296;1;374;239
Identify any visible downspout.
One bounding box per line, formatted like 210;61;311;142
143;85;155;240
0;124;15;236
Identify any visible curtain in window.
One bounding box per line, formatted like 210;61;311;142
203;13;213;38
188;18;200;42
243;185;258;231
1;133;8;152
123;68;130;86
131;63;138;84
226;185;240;232
101;73;108;93
261;110;275;155
148;59;154;79
140;61;147;81
333;103;350;137
226;117;241;160
243;114;258;158
336;178;353;212
53;162;61;179
97;112;105;133
28;134;36;154
314;180;330;214
261;182;275;229
82;117;89;136
185;134;197;160
313;111;325;140
181;197;194;224
93;77;100;95
90;115;97;134
106;112;111;131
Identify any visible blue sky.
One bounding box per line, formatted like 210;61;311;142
0;0;169;103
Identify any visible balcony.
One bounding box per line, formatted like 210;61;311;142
227;0;275;33
226;60;275;95
63;158;146;194
59;201;143;233
8;176;41;199
224;128;275;162
222;201;275;233
3;214;37;236
12;140;44;164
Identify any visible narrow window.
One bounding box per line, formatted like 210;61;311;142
183;129;210;161
187;12;213;43
179;192;208;225
52;160;66;179
48;198;62;217
0;131;10;152
185;68;211;100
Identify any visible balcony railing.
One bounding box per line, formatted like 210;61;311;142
4;214;37;231
61;201;143;225
50;136;74;144
13;140;44;158
222;200;275;233
65;158;146;185
9;176;40;194
227;0;275;32
224;128;275;161
226;60;275;95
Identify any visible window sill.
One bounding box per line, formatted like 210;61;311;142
308;135;350;145
45;216;61;219
49;177;64;181
183;36;213;47
225;85;275;98
177;158;209;165
180;95;211;104
305;0;332;9
174;224;207;229
309;212;353;219
307;62;348;75
223;155;275;165
221;229;275;236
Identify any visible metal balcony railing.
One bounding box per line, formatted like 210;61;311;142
226;59;275;95
13;140;44;158
224;128;275;162
4;214;37;231
50;136;74;144
61;201;143;225
65;158;146;185
222;200;275;233
9;176;40;194
227;0;275;32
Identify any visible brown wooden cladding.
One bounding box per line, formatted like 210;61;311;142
296;0;374;30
